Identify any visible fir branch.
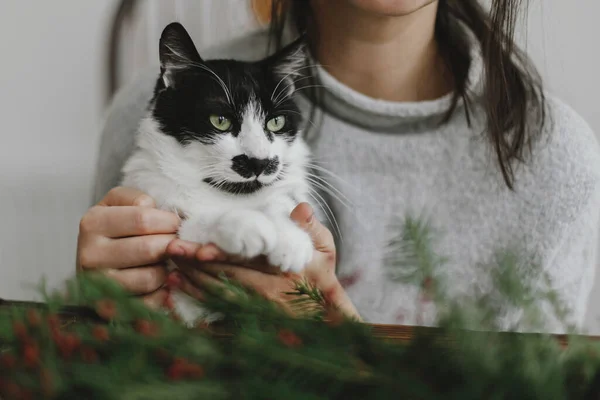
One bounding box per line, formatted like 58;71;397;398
284;278;327;318
384;215;449;308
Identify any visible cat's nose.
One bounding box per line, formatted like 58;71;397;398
231;155;279;178
246;157;270;176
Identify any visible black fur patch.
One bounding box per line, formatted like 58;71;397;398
203;178;265;195
150;22;305;147
231;155;280;178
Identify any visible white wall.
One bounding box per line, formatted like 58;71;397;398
1;0;599;332
0;0;117;299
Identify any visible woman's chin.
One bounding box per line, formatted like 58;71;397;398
348;0;436;16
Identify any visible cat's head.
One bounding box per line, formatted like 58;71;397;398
147;22;309;195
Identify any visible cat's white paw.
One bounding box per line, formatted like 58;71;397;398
178;217;210;244
208;210;277;259
268;223;313;273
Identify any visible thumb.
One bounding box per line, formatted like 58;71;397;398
290;202;334;253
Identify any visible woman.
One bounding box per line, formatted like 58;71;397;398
78;0;600;332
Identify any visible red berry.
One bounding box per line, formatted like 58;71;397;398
58;333;81;359
65;333;81;349
47;314;60;329
92;326;109;342
95;299;117;320
51;330;63;347
277;329;303;348
12;321;28;341
167;362;185;381
47;315;61;338
135;320;158;336
26;309;41;328
183;363;205;379
23;344;40;368
422;276;433;287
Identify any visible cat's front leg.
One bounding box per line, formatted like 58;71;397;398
268;216;314;273
177;212;215;244
179;209;278;260
208;210;278;259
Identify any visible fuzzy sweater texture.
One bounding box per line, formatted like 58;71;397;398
93;31;600;333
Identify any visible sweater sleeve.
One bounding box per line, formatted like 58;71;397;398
543;184;600;333
510;97;600;334
91;69;157;205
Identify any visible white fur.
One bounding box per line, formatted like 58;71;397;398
121;100;314;324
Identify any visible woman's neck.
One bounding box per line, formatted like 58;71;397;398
310;0;453;102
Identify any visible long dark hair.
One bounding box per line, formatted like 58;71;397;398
267;0;546;190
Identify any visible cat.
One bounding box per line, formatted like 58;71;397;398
120;22;315;320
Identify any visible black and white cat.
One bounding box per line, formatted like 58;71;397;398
121;22;314;281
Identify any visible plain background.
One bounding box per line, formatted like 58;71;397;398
0;0;599;331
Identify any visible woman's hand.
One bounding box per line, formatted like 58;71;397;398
76;187;181;307
166;203;361;320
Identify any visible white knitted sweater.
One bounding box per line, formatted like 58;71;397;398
93;31;600;333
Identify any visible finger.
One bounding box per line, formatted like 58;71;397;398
291;202;335;252
81;234;176;269
103;264;168;295
98;187;156;208
82;206;180;238
166;239;208;259
198;262;275;287
178;275;207;301
168;240;282;274
196;244;282;275
172;241;239;264
140;288;169;309
177;262;227;293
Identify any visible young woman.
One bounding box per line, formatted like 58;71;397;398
77;0;600;332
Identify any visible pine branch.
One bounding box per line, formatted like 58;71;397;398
284;278;327;318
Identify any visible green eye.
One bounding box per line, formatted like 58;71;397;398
209;115;232;131
266;116;286;132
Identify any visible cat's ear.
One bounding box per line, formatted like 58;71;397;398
266;35;308;81
159;22;203;87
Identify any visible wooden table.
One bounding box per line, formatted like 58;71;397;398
2;298;599;347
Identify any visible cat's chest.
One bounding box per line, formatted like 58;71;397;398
165;185;297;218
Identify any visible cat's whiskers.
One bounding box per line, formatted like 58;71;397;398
272;74;314;106
274;84;327;108
270;64;322;104
306;187;344;243
275;168;342;242
305;162;355;191
277;109;318;130
305;174;353;210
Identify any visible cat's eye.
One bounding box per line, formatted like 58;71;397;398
266;116;286;132
209;115;232;131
